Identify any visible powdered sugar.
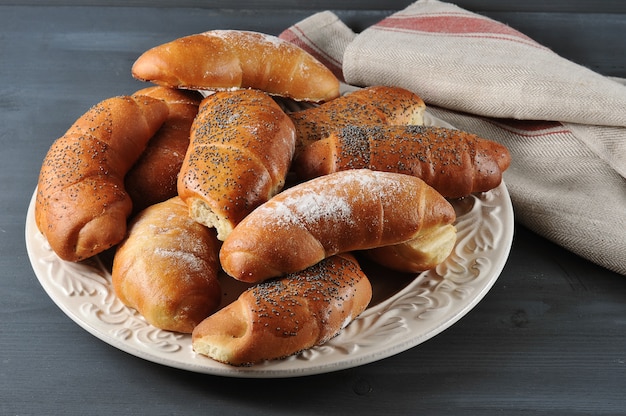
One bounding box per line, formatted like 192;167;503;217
207;30;287;50
249;170;406;230
153;247;207;274
255;200;300;228
314;169;406;200
282;190;354;226
258;32;289;48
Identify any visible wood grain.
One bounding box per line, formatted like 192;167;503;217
2;4;625;416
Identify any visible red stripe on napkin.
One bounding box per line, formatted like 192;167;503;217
280;26;344;81
376;14;544;48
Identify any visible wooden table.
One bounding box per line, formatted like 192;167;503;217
2;3;625;415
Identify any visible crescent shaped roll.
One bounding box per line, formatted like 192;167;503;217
112;197;222;333
219;169;457;283
294;125;512;198
192;253;372;366
177;89;296;240
131;30;340;103
125;86;202;213
35;95;169;261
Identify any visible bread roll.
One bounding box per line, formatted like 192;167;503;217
35;95;169;261
125;86;202;213
219;169;456;283
288;85;426;152
294;125;512;198
112;197;222;333
177;89;296;240
192;253;372;366
132;30;340;102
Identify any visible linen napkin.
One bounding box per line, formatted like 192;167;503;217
280;0;626;275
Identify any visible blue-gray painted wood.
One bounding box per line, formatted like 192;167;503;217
1;4;625;415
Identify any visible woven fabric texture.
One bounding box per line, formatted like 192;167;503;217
280;0;626;275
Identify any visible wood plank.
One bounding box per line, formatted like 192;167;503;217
2;5;626;416
1;0;626;13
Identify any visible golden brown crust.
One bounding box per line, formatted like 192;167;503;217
219;169;456;283
192;253;372;366
132;30;340;102
294;125;512;198
288;85;426;153
35;95;169;261
112;197;222;334
125;86;202;213
177;89;296;240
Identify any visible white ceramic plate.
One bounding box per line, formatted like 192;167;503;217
26;108;514;378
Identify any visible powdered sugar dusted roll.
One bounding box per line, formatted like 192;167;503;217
219;169;457;283
132;30;340;102
112;197;222;334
